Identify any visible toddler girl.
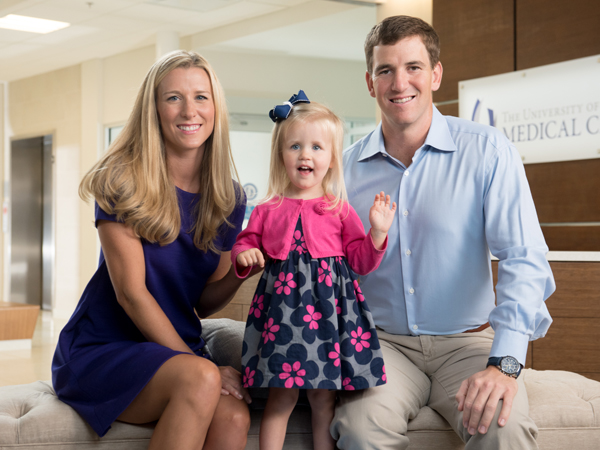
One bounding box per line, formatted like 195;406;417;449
231;91;396;450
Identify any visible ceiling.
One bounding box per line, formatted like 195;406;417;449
0;0;377;81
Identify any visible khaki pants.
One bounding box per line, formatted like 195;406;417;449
331;328;538;450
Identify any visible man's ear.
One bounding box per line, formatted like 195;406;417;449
365;71;376;98
432;61;443;92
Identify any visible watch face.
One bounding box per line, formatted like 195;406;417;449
500;356;520;374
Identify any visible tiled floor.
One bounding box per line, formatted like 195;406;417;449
0;311;66;387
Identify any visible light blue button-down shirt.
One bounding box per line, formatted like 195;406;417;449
343;106;555;364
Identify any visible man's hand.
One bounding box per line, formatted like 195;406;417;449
456;365;518;435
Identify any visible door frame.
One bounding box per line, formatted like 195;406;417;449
5;133;55;310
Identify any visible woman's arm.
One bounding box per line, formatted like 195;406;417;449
195;250;247;318
98;219;193;354
196;250;254;403
196;250;265;318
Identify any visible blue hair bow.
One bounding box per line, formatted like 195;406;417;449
269;90;310;122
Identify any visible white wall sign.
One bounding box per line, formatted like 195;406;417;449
459;54;600;164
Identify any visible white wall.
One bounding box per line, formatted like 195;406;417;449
103;46;156;126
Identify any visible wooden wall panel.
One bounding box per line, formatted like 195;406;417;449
581;373;600;383
516;1;600;251
541;226;600;252
516;0;600;70
207;302;244;321
432;0;514;103
492;261;600;380
431;1;600;251
435;102;459;117
532;318;600;373
206;273;261;321
524;158;600;223
544;262;600;318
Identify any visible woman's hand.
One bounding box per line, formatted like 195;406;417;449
236;248;265;269
218;366;252;404
369;191;397;250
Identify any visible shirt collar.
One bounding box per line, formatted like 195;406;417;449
424;105;457;153
357;105;457;162
356;122;386;162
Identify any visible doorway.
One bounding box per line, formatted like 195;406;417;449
9;135;54;310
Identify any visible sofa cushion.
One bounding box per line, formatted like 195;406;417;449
1;319;600;450
0;381;153;449
522;369;600;428
202;317;245;372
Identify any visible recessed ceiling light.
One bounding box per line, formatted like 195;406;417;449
0;14;70;34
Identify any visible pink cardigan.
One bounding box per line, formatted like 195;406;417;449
231;196;387;278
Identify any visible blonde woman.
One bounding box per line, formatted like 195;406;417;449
52;51;251;450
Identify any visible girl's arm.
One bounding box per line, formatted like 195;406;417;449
98;219;193;354
368;191;397;249
231;205;265;278
343;193;396;275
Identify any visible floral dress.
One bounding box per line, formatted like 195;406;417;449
241;217;386;391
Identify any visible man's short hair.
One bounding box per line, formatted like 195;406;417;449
365;15;440;74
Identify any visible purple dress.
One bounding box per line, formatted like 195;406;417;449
52;186;245;437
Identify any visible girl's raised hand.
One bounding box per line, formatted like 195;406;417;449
369;191;397;250
236;248;265;268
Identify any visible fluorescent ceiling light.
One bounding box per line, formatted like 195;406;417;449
0;14;70;34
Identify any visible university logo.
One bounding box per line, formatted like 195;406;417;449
471;99;496;127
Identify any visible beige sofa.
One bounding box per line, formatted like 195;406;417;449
1;318;599;450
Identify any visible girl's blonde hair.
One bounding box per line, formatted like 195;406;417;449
80;50;242;253
265;102;347;212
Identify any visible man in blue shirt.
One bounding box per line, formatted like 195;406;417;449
331;15;555;450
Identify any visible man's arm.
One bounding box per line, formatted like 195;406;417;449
457;135;556;435
485;138;555;362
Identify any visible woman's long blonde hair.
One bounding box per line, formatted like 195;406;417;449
80;50;242;253
265;102;347;212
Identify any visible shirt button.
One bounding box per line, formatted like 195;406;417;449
382;154;388;158
413;324;418;330
405;249;411;256
404;170;410;177
409;288;415;294
403;210;409;216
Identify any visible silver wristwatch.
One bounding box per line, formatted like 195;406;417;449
487;356;522;378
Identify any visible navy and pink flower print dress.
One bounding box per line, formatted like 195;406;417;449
241;217;386;391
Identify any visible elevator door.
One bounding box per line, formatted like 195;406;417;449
10;135;53;310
